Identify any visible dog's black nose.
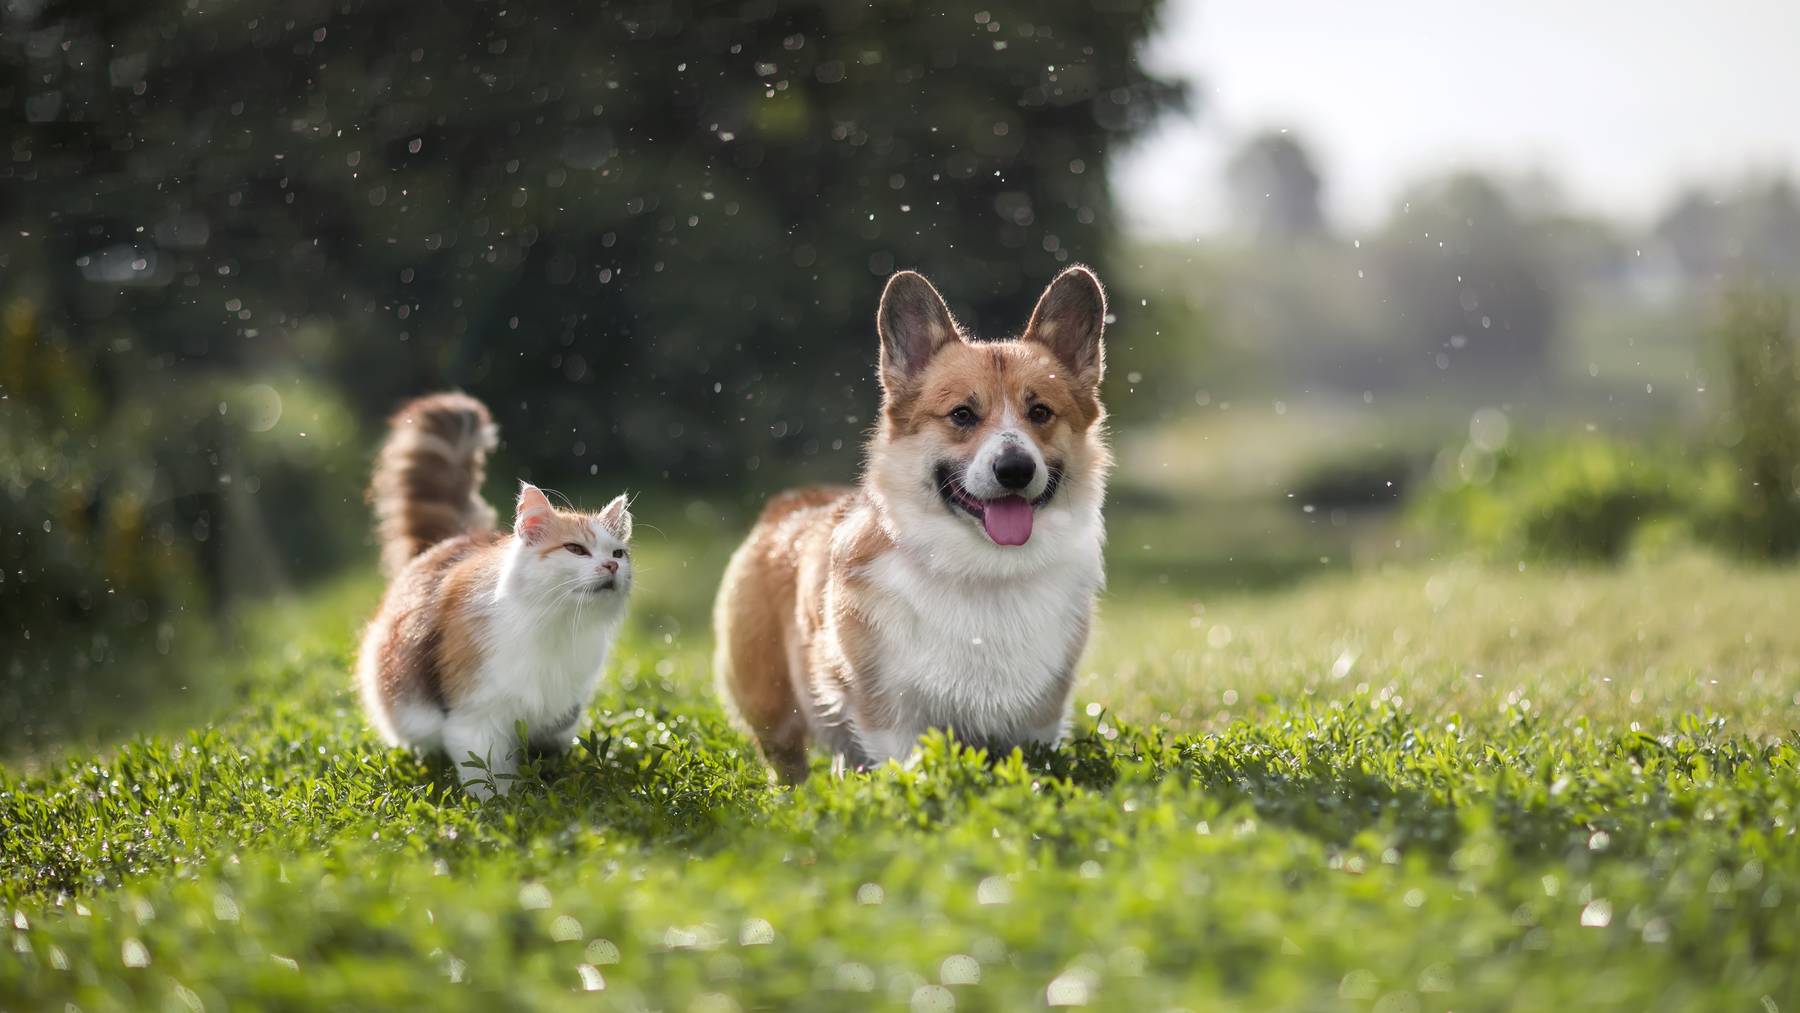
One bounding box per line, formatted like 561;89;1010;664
993;448;1037;491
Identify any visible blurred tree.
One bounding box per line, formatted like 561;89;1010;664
0;0;1181;718
1653;177;1800;285
1374;173;1560;384
2;0;1180;482
1655;189;1733;282
1224;130;1325;244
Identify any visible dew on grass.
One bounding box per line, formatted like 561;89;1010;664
738;918;775;946
1045;968;1095;1006
1340;970;1380;1000
975;876;1012;905
549;915;583;942
912;984;956;1012
694;993;743;1013
584;938;620;964
663;923;723;950
940;954;980;985
834;961;876;992
942;941;993;977
887;969;929;1004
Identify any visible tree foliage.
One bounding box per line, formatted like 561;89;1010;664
1375;174;1560;383
0;0;1180;683
3;0;1178;475
1225;130;1325;243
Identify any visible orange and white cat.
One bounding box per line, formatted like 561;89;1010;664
714;267;1111;781
355;393;633;797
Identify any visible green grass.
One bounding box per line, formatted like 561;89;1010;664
4;505;1800;1010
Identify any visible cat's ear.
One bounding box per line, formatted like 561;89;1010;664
878;270;960;390
514;482;555;542
598;493;632;542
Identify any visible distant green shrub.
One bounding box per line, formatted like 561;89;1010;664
1288;445;1420;512
1;299;367;738
1419;291;1800;564
1414;436;1691;562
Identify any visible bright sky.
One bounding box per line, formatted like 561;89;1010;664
1113;0;1800;236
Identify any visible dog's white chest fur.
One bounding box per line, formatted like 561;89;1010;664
851;540;1101;762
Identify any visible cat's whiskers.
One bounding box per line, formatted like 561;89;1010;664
513;574;591;642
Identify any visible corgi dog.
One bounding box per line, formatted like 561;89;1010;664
355;393;634;797
714;267;1110;781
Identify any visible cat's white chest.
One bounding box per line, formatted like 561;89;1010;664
470;609;620;726
855;546;1099;754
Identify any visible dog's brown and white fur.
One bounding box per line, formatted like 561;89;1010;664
714;267;1110;781
355;393;633;797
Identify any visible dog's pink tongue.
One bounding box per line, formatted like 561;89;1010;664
982;496;1034;546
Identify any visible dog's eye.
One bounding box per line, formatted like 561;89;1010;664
564;543;590;557
611;548;626;559
1027;403;1054;425
948;405;978;426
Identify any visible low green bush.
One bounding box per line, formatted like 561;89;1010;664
1413;436;1700;562
1419;287;1800;563
1288;444;1420;512
1;304;367;743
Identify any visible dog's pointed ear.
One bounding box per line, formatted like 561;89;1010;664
877;270;960;388
1023;265;1107;389
598;492;632;542
514;482;554;542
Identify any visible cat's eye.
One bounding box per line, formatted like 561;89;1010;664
611;548;627;559
563;543;590;557
1027;403;1054;424
948;405;978;426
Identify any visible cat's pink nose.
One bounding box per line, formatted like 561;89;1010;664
599;559;619;574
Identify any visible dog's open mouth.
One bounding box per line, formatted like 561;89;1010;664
935;464;1061;547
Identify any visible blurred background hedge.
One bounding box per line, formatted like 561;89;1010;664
1412;290;1800;563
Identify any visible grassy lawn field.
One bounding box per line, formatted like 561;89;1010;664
4;500;1799;1011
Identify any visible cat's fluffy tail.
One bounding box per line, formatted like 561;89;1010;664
369;392;499;577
